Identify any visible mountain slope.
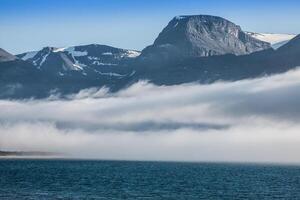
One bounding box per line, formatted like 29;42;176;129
273;34;300;67
0;48;18;62
0;46;139;98
276;34;300;53
17;45;140;76
1;15;300;99
246;32;296;49
136;34;300;86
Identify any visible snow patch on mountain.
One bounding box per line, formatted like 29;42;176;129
52;47;67;53
60;53;84;71
37;52;50;67
246;32;296;49
123;50;141;58
21;51;38;60
92;61;118;66
246;32;296;44
94;70;126;77
102;52;113;56
272;40;291;50
52;47;88;57
175;16;187;20
65;47;88;57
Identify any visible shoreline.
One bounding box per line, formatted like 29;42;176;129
1;155;300;167
0;151;61;157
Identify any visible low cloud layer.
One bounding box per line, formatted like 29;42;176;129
1;68;300;163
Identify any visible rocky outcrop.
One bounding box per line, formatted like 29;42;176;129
140;15;271;61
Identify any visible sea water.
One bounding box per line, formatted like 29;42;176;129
0;159;300;199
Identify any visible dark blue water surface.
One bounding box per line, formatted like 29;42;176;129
1;159;300;199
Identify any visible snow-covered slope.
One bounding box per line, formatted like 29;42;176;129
15;45;140;80
17;45;140;73
246;32;296;49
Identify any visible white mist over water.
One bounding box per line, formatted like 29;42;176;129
1;68;300;163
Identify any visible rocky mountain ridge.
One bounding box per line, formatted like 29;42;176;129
0;15;299;99
140;15;271;62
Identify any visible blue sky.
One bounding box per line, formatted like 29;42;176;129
0;0;299;54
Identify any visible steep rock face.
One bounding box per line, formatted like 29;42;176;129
140;15;271;61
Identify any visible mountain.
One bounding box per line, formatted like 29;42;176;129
140;15;271;62
134;15;298;85
273;34;300;67
0;48;18;62
17;45;140;76
276;34;300;53
0;45;140;99
1;15;300;99
0;58;44;98
246;32;296;49
137;33;300;86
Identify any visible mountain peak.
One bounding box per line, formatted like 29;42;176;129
173;15;225;21
17;44;141;75
141;15;271;60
